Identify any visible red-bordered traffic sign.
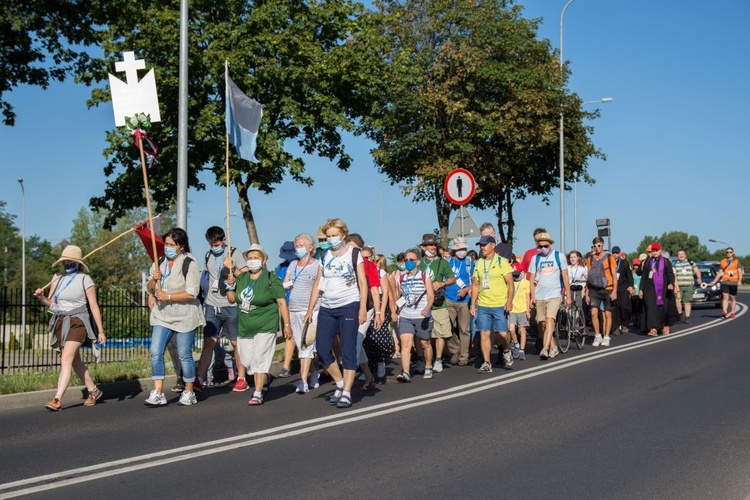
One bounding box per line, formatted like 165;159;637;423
444;168;476;205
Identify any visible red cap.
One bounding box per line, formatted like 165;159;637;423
651;243;661;251
633;258;641;265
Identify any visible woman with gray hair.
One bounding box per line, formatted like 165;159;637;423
283;233;322;393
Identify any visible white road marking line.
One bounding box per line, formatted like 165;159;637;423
0;303;744;499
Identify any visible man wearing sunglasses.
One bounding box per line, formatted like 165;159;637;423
528;232;571;359
707;247;744;318
584;237;618;346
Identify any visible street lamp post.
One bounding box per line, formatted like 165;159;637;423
559;0;576;254
17;178;25;350
575;98;613;250
708;238;730;247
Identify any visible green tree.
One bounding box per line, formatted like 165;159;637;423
634;232;710;261
351;0;601;243
0;1;125;126
85;0;366;244
69;207;176;289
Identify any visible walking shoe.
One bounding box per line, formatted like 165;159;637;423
178;390;197;406
171;382;185;393
423;368;434;379
477;361;493;374
144;390;167;407
193;378;203;392
539;348;548;360
277;368;292;378
396;371;412;383
517;349;526;361
262;374;274;393
84;387;103;407
502;350;513;370
232;378;250;392
511;344;520;359
647;329;658;337
413;360;426;375
621;326;629;334
730;312;736;319
601;336;611;347
433;359;443;373
376;362;386;379
548;346;559;359
45;397;62;411
592;334;603;347
662;326;670;335
296;381;309;394
310;371;321;389
684;317;690;325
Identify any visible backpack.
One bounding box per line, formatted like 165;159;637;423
587;253;612;290
533;251;564;288
423;257;449;307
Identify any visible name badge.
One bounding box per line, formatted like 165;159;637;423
240;299;251;313
283;281;293;290
318;277;328;295
482;279;490;290
456;278;467;289
211;279;219;292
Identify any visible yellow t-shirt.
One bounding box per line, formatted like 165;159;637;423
473;255;514;307
511;278;530;313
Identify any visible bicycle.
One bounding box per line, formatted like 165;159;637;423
556;299;586;353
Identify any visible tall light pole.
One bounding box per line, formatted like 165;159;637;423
559;0;576;254
17;178;25;350
574;97;613;249
708;238;730;247
175;0;189;231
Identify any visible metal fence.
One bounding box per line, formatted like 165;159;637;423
0;286;160;373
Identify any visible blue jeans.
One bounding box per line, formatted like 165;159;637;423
317;302;359;371
151;325;196;382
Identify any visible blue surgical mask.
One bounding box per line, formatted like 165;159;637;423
405;260;417;271
210;245;224;256
63;262;78;274
164;247;178;260
319;242;331;251
295;247;308;259
397;264;406;271
327;236;342;249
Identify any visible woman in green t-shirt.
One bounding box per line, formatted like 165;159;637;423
227;244;292;406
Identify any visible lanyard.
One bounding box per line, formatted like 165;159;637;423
322;247;348;277
54;273;78;303
293;257;311;283
241;277;260;305
482;256;497;278
402;272;420;305
213;251;225;278
161;260;173;288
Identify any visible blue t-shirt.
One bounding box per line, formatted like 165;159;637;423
445;256;474;303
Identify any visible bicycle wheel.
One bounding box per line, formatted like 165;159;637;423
557;306;571;353
572;305;586;350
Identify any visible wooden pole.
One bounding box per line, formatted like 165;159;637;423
138;133;161;290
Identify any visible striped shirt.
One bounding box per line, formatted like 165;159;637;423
673;260;697;287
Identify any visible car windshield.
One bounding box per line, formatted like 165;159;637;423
698;266;717;280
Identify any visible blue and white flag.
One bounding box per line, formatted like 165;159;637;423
225;69;264;163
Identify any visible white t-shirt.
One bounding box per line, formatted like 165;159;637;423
532;251;568;301
319;246;363;309
53;273;94;312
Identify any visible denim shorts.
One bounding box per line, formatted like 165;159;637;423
475;306;508;333
203;306;239;340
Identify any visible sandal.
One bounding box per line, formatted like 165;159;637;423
336;395;352;408
262;374;274;393
248;395;264;406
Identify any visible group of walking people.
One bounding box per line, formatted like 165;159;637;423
35;219;743;411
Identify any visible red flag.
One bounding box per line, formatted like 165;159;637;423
134;219;164;261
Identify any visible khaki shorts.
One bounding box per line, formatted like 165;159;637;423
430;308;452;339
678;285;694;302
536;297;561;321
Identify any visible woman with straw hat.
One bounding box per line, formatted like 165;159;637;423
34;245;106;411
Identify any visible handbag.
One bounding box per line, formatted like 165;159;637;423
301;321;317;349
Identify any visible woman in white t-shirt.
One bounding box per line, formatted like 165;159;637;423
306;219;368;409
34;245;106;411
567;250;588;311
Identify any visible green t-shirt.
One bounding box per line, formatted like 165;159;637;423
419;257;455;310
236;270;285;338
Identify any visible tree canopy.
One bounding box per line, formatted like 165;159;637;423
84;0;367;243
349;0;602;244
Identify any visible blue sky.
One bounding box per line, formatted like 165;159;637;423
0;0;748;270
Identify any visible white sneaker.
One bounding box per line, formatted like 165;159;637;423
433;359;444;373
310;370;320;389
502;350;514;369
296;381;309;394
144;390;167;406
601;336;611;347
539;348;548;360
376;362;386;379
178;390;197;406
592;334;603;347
548;346;559;359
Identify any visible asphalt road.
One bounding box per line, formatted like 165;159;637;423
1;297;749;500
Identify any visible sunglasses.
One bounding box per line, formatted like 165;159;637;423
538;244;550;249
727;251;733;255
405;258;418;262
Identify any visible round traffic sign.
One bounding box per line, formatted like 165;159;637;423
444;168;476;205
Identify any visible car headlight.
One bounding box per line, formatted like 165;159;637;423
712;284;720;291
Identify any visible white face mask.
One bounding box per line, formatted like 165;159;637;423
425;250;436;258
247;259;263;272
455;250;467;259
539;246;551;256
327;236;342;249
